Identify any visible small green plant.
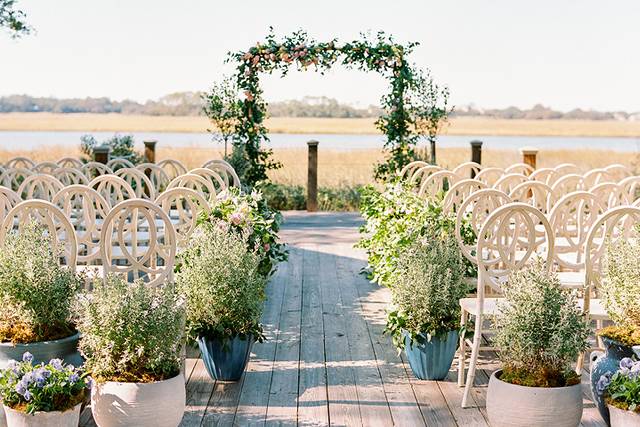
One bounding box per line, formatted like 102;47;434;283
0;352;90;414
0;221;83;344
80;134;144;165
493;261;590;387
76;276;185;383
600;357;640;413
600;239;640;345
385;235;469;350
199;187;287;276
260;182;363;211
176;224;266;346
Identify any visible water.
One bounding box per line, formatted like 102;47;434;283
1;131;639;152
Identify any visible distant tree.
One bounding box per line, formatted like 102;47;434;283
0;0;31;38
202;77;243;158
411;70;452;165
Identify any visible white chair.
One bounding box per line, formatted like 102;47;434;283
493;173;528;195
17;174;64;201
106;158;135;171
202;160;241;188
475;167;505;187
452;162;482;179
0;200;78;268
81;162;113;179
604;164;632;181
100;199;177;287
6;157;35;169
442;179;487;214
115;167;156;200
57;157;83;169
590;182;629;208
554;163;580;175
189;168;227;193
157;159;188;180
551;173;585;197
0;186;22;221
136;163;171;192
167;174;216;201
529;167;558;186
89;175;136;207
398;161;429;181
583;168;614;188
458;203;554;408
504;163;534;175
0;168;34;191
408;165;443;189
53;167;90;186
620;175;640;203
34;161;60;174
155;188;210;248
509;181;557;215
52;185;110;266
418;170;459;199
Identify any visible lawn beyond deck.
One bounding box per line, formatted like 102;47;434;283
80;211;606;426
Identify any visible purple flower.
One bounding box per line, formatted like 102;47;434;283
230;212;244;225
596;373;612;394
22;352;33;363
49;359;63;371
23;390;32;401
35;374;45;388
22;372;34;385
620;358;634;370
14;381;26;396
41;369;51;379
630;362;640;379
69;373;79;384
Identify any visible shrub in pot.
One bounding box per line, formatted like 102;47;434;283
487;261;590;427
0;221;84;369
0;352;90;427
385;233;469;380
176;223;266;381
591;239;640;424
76;276;186;427
598;352;640;427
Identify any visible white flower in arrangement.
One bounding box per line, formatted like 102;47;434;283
250;190;263;202
230;212;245;226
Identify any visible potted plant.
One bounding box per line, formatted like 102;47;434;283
176;223;266;381
0;221;84;369
599;351;640;426
0;352;90;427
385;233;469;380
487;261;590;427
590;239;640;424
76;276;186;427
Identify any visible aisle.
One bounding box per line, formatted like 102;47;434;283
81;211;605;427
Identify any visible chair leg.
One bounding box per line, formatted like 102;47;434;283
462;314;483;408
596;320;604;349
576;352;585;374
457;310;468;387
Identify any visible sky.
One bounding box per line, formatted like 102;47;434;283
1;0;639;112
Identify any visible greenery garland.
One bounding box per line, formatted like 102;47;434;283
207;28;450;186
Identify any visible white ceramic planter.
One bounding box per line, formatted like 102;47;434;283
3;403;81;427
91;373;185;427
608;404;640;426
487;370;583;427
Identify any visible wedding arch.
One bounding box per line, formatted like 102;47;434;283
217;29;449;186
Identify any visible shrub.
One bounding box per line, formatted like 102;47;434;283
200;187;287;277
601;357;640;413
0;221;83;344
357;182;475;287
601;239;640;345
176;224;266;345
260;182;363;212
385;235;469;350
493;261;590;387
0;352;90;414
80;133;144;165
76;276;185;383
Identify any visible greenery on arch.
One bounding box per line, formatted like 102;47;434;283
204;29;451;186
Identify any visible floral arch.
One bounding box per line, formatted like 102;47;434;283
215;29;450;186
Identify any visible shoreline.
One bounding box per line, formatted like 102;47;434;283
1;113;640;138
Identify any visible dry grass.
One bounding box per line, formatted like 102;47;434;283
0;145;636;188
3;113;640;137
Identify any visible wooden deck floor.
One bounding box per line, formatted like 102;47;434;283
81;211;607;426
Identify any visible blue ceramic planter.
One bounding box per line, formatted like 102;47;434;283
197;335;253;381
0;332;83;369
403;330;459;380
590;337;636;426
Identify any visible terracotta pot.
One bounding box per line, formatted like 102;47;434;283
0;332;83;369
487;370;583;427
608;404;640;426
3;403;81;427
90;373;185;427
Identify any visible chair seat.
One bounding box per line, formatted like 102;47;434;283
557;271;585;288
577;299;609;320
460;297;608;320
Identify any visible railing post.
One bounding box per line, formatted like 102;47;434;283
470;140;483;178
144;139;157;163
520;146;538;172
307;140;319;212
94;145;111;164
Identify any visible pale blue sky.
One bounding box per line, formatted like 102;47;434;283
1;0;639;111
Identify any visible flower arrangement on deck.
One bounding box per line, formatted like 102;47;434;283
599;357;640;413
